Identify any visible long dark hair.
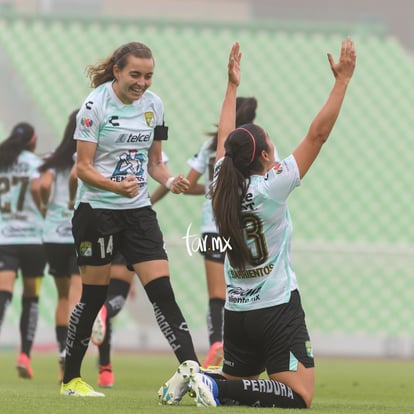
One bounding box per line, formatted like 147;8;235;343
208;97;257;151
87;42;154;88
212;123;269;269
38;109;78;173
0;122;36;170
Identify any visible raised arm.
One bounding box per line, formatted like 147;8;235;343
293;37;356;179
215;42;242;162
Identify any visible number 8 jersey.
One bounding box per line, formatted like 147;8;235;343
216;154;301;311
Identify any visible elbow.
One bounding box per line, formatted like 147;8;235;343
39;181;48;195
310;127;331;146
147;166;156;180
76;162;88;182
70;165;78;181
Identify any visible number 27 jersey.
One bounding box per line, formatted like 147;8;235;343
0;150;43;245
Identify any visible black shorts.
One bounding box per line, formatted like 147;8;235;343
72;203;167;267
111;251;128;266
0;244;46;278
199;233;225;263
44;243;79;278
222;290;314;377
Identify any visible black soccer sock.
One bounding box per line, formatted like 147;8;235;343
0;290;12;333
105;278;130;318
216;378;307;408
63;284;108;383
56;325;68;354
144;276;199;364
207;298;225;345
20;296;39;356
98;318;112;366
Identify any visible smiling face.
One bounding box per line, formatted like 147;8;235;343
112;54;154;104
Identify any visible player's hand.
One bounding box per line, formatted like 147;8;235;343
228;42;242;87
67;199;75;210
119;175;139;198
170;175;190;194
328;37;356;84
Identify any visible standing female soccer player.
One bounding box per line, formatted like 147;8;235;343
159;38;356;407
90;150;169;389
60;41;199;397
38;109;82;382
0;122;46;379
185;96;258;368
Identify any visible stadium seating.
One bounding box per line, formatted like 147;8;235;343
0;13;413;354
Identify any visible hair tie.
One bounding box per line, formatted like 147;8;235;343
236;127;256;164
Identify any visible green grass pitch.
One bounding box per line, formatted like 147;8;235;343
0;351;413;413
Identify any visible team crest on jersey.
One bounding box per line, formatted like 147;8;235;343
80;118;93;128
79;241;92;257
144;112;156;128
273;162;283;174
112;149;145;184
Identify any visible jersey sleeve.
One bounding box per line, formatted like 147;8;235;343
264;154;300;200
152;94;165;127
187;139;212;175
74;91;103;143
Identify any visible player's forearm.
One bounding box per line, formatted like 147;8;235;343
216;82;238;161
307;78;349;145
77;162;120;194
148;161;172;188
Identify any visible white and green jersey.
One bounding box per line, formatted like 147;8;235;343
188;139;281;235
216;154;301;311
0;150;44;245
187;137;217;234
74;81;165;209
42;167;74;243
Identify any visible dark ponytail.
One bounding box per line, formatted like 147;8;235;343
0;122;36;170
38;109;78;172
208;96;258;151
211;123;268;269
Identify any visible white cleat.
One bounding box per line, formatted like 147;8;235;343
158;360;200;405
189;372;220;407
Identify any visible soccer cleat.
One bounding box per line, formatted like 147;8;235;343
188;366;223;397
202;341;223;369
98;364;114;388
189;372;220;407
158;360;200;405
16;352;33;379
91;305;107;346
60;377;105;397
